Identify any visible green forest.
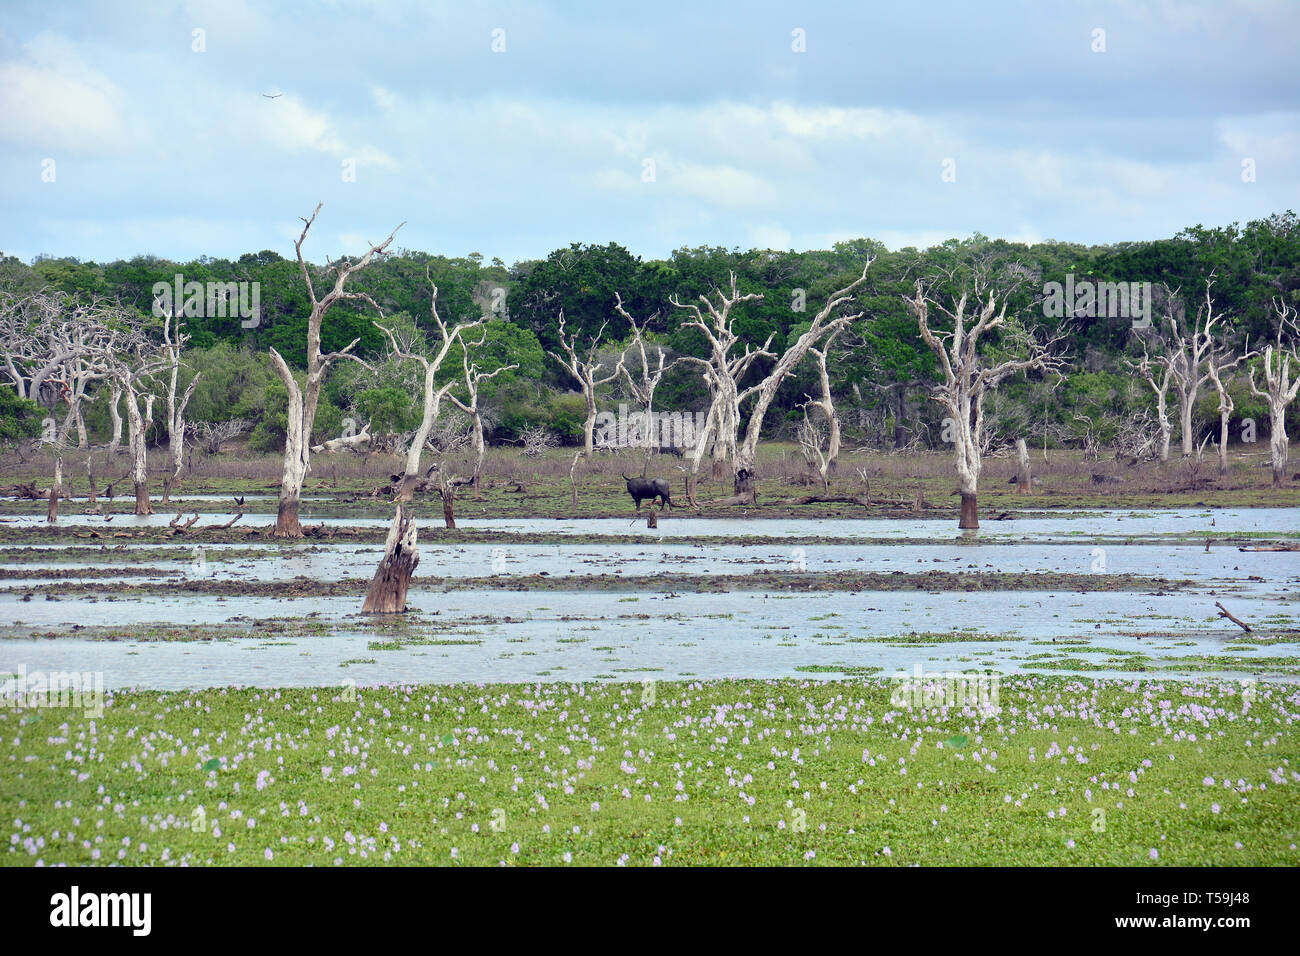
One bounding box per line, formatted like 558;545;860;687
3;209;1298;454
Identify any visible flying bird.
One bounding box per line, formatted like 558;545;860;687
262;91;283;99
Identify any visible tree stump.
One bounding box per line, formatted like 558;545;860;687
362;506;419;614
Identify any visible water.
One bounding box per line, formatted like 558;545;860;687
0;509;1295;690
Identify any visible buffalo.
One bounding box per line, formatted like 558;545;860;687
622;473;673;510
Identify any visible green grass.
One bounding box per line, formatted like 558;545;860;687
1;676;1296;866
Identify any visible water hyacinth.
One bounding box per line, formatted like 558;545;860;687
0;677;1295;865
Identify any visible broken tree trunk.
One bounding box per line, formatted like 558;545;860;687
442;483;456;529
362;505;419;614
1214;601;1251;632
1015;438;1032;493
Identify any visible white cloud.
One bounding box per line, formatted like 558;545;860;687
0;33;128;152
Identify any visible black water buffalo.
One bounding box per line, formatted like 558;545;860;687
622;473;673;510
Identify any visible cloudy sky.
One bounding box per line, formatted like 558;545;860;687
0;0;1296;265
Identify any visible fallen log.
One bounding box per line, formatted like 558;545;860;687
785;494;871;507
167;513;201;535
1237;544;1299;552
196;513;243;532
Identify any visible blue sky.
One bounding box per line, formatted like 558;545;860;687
1;0;1296;265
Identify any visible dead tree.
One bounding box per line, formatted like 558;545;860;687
1203;301;1256;478
904;273;1064;529
362;281;480;614
799;324;847;484
672;274;769;485
107;384;124;455
615;294;674;476
1129;349;1176;462
1147;279;1237;457
447;329;516;489
0;291;91;409
732;263;872;500
100;307;167;515
1249;298;1300;487
548;311;625;456
159;311;199;503
271;203;401;537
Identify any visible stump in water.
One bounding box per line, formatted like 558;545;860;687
959;492;979;530
362;506;419;614
442;487;456;529
647;511;658;529
134;481;152;516
274;496;302;537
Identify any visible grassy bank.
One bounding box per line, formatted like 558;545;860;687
2;676;1296;866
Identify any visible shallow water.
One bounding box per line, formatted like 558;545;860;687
1;540;1295;592
3;506;1297;539
0;508;1295;690
0;585;1294;690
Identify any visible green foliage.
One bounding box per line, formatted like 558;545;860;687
0;385;42;441
7;209;1299;454
356;387;419;434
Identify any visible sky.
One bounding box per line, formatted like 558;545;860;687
0;0;1297;266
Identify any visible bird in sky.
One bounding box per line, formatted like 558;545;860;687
262;91;282;99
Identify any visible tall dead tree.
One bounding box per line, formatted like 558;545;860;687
363;281;482;614
1129;349;1176;462
798;324;847;486
159;311;199;503
271;203;401;537
1158;280;1232;457
672;274;770;488
1201;289;1256;478
447;328;516;489
1249;299;1300;487
104;311;168;515
548;312;625;456
731;264;872;499
904;273;1064;529
614;294;674;476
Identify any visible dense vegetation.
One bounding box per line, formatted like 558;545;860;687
3;211;1298;453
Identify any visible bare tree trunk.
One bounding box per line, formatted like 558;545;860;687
582;401;597;457
959;491;979;530
361;506;419;614
1248;316;1300;489
1179;391;1196;457
124;387;151;515
1270;407;1287;487
108;386;123;455
1218;411;1231;477
569;450;584;511
272;368;307;535
47;455;61;523
470;410;486;489
1015;438;1032;493
86;455;98;507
